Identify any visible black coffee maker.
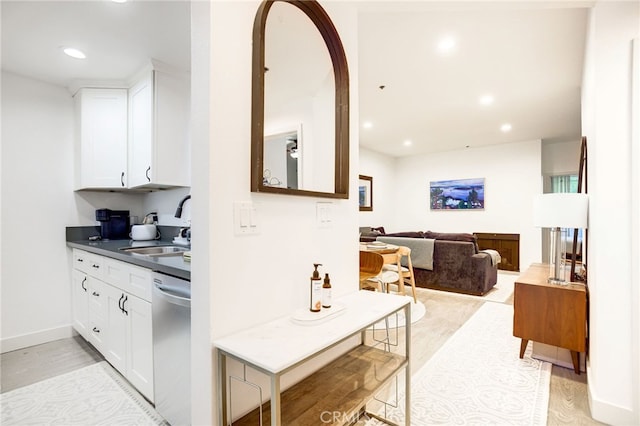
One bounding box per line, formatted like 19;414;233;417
96;209;130;240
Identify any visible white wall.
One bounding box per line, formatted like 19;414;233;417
142;187;191;227
358;147;396;229
0;72;76;351
0;71;156;352
0;72;135;351
393;140;542;269
196;2;359;424
541;139;581;177
189;0;212;422
582;1;640;423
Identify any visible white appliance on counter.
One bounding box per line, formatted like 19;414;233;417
131;224;159;241
152;272;191;425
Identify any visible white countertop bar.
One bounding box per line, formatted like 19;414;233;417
213;290;410;374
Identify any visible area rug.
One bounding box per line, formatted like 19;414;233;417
1;361;167;425
367;302;551;425
424;271;516;303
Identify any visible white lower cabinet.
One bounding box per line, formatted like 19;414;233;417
103;283;128;374
71;269;90;341
88;278;107;353
71;249;154;402
125;295;153;400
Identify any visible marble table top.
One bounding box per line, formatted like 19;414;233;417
213;290;410;374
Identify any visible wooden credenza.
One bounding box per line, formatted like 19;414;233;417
474;232;520;271
513;263;587;374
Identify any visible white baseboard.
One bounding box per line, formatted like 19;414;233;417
587;364;636;424
0;325;76;354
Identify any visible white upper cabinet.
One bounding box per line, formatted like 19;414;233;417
128;64;190;189
128;72;153;188
74;88;128;190
74;61;190;191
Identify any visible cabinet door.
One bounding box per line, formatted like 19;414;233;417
126;296;154;402
87;278;107;352
71;269;90;340
76;88;128;189
72;250;91;274
103;257;152;302
128;71;154;188
103;283;129;375
154;69;190;187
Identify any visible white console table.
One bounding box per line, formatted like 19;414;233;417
214;290;411;425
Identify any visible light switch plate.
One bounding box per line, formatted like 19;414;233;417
233;202;259;235
316;202;333;228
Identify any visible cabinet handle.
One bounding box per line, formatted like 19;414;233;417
92;327;100;334
118;294;125;312
77;258;84;263
92;264;100;269
145;166;151;182
121;172;125;187
122;295;128;316
92;291;100;297
81;277;87;292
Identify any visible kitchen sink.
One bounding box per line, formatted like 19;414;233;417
120;246;190;257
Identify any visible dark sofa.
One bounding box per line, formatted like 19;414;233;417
376;231;498;296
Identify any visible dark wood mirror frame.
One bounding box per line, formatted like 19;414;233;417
570;136;588;283
250;0;350;199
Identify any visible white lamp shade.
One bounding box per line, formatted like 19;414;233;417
533;193;589;229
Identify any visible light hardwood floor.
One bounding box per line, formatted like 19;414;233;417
1;283;605;425
1;335;103;393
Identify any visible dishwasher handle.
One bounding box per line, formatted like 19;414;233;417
154;282;191;308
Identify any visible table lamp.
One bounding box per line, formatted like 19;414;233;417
533;193;589;284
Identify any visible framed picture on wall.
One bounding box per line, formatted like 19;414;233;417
430;178;485;210
359;175;373;211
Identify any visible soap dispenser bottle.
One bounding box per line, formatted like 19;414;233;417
310;264;323;312
322;273;332;308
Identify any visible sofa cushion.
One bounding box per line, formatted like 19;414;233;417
384;231;425;238
423;231;479;253
423;231;476;243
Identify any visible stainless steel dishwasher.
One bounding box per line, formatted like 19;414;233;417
152;272;191;426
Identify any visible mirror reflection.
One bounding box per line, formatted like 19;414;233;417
263;126;301;189
263;1;335;193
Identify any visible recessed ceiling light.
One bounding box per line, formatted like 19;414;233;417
500;123;512;132
63;47;86;59
363;121;373;129
436;36;456;55
112;0;127;3
479;94;494;106
403;140;412;147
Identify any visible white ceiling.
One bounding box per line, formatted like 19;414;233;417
1;0;191;88
358;2;590;157
1;1;590;158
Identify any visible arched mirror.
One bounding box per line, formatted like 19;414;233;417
251;0;349;198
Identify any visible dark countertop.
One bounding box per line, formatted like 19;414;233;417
67;239;191;281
